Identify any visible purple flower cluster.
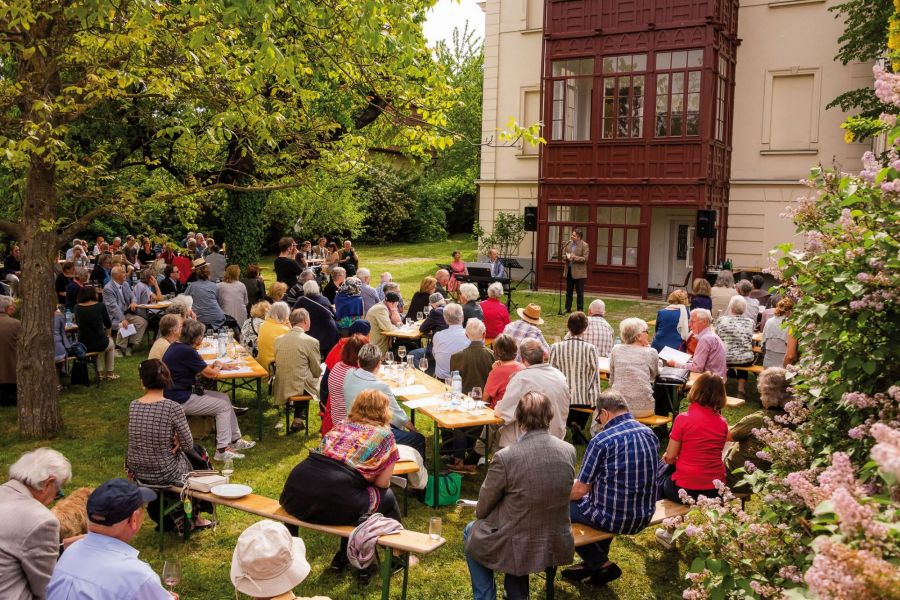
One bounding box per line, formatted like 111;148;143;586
804;538;898;599
874;64;900;108
870;422;900;478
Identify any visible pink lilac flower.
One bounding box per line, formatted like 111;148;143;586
860;151;880;183
870;423;900;478
831;487;887;539
805;537;899;599
880;112;898;127
874;64;900;108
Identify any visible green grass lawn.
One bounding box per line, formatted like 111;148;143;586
0;235;761;599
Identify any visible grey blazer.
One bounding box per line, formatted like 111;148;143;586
465;430;576;575
0;480;60;600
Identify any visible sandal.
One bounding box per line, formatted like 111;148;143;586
105;373;120;381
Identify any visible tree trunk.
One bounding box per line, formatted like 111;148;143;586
17;157;63;438
224;188;268;273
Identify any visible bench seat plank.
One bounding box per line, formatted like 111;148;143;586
172;488;443;555
571;499;693;547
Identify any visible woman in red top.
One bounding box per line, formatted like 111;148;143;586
483;335;524;409
327;334;368;429
479;281;511;339
447;250;468;294
659;372;728;503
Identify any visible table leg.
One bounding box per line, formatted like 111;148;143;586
430;426;440;508
401;552;410;599
411;407;416;428
380;547;393;600
256;377;263;442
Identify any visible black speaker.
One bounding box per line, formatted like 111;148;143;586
523;206;538;232
697;210;716;238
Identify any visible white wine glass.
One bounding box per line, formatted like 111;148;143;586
470;387;482;403
419;357;428;374
397;346;407;362
384;351;394;366
416;311;424;322
162;559;182;593
222;459;234;484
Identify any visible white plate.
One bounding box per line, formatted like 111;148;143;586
210;484;252;499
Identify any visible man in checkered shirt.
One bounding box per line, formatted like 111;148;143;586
570;299;614;357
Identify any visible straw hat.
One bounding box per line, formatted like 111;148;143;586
192;257;208;270
516;303;544;325
231;520;311;597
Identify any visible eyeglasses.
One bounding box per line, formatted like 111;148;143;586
54;481;65;501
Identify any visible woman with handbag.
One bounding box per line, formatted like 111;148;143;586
280;389;404;584
126;359;214;529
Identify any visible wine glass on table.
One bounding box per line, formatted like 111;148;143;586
416;311;424;322
470;386;482;405
162;560;181;594
384;351;394;367
397;346;407;364
222;458;234;484
423;305;431;317
418;357;428;375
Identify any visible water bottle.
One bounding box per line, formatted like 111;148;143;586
451;371;462;402
217;329;227;358
65;310;73;325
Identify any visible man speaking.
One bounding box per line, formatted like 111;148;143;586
564;230;589;313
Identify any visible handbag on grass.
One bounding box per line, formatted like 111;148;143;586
425;471;462;507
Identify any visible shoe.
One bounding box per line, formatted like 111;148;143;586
290;420;306;433
736;390;747;400
446;463;477;475
330;549;349;573
105;373;120;381
588;563;623;586
357;563;377;585
561;563;596;582
124;347;133;357
114;349;125;358
655;528;675;549
233;406;250;416
232;439;256;451
213;449;245;461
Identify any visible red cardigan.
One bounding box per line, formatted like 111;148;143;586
479;297;511;339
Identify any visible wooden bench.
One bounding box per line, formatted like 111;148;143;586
58;352;101;387
636;414;673;427
732;364;764;375
171;487;443;600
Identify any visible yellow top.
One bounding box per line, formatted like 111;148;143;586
256;319;290;372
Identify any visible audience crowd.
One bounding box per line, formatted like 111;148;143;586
0;227;796;599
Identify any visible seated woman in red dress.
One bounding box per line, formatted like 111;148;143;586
448;250;468;294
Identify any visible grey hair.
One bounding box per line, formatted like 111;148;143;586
429;292;445;306
465;318;486;340
589;299;606;316
75;268;90;283
736;279;753;296
690;308;712;324
519;338;545;366
619;317;649;344
596;390;629;413
383;282;400;294
0;296;14;312
487;282;503;299
715;270;735;288
289;308;310;327
9;448;72;491
267;301;291;323
302;280;320;296
727;295;747;316
110;265;124;278
300;269;315;282
757;367;792;409
180;319;206;345
459;283;480;302
357;343;382;371
443;302;463;325
330;267;346;280
357;268;371;280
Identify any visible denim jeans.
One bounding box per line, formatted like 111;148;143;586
570;502;613;571
391;425;426;461
463;521;530;600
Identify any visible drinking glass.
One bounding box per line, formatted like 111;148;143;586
416;311;424;322
424;305;431;317
397;346;407;362
470;387;482;403
418;358;428;374
162;560;182;593
384;351;394;366
429;517;442;540
222;459;234;484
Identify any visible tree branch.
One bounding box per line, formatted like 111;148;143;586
58;204;118;243
0;219;22;239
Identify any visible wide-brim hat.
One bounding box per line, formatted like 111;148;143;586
231;520;311;597
192;257;208;269
516;303;544;325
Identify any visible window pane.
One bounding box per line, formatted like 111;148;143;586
547;226;560;260
552;58;593;77
671;114;683;136
572;206;589;222
672;51;687;69
610;246;624;266
568;77;593;140
688;92;700;112
617;56;630;72
597;245;609;265
672;72;684;94
602;56;616;73
688;49;703;68
633;54;647;72
626;228;638;247
596;227;609;265
656;115;668;136
688;71;701;93
625;247;638;266
611;207;626;224
656;73;669;96
671;94;684;113
656;93;668;113
626;207;641;224
597;207;611;224
686;113;700;135
656;52;671;70
603;118;615;139
632;117;642;137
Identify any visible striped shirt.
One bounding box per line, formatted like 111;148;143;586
549;338;601;407
573;315;614;357
577;414;659;534
502;319;550;355
715;315;755;365
328;361;354;426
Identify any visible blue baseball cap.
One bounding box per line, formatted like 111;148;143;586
87;478;157;525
